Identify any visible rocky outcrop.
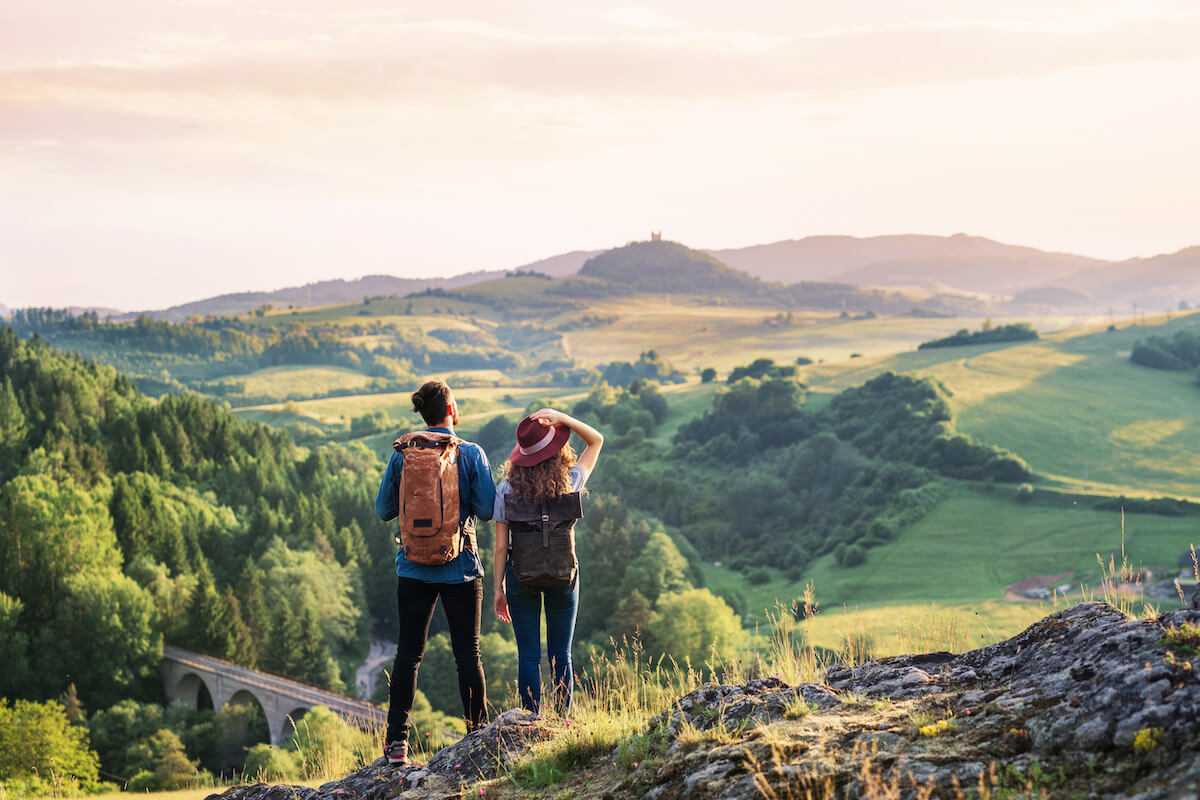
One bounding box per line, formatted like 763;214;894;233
209;603;1200;800
206;710;559;800
627;603;1200;800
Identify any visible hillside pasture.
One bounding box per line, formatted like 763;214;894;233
220;365;376;397
951;316;1200;499
563;302;1103;373
700;483;1196;643
791;313;1200;499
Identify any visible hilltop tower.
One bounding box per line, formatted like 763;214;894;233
650;231;662;242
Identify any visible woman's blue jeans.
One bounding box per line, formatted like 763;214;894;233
505;561;579;716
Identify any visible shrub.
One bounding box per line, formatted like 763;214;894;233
843;544;867;567
1016;483;1034;503
243;744;299;782
747;568;772;585
0;699;101;792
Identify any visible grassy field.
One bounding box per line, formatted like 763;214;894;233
563;299;1107;371
701;482;1197;650
222;365;376;397
956;318;1200;499
794;312;1200;499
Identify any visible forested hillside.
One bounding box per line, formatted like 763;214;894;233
586;369;1030;576
8;308;523;407
0;327;391;708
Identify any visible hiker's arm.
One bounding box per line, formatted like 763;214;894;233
374;451;402;521
493;521;510;623
530;408;604;477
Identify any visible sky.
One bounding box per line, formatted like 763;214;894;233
2;0;1199;311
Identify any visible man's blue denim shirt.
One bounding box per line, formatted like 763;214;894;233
375;426;495;583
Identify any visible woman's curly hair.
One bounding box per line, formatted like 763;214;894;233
505;444;577;503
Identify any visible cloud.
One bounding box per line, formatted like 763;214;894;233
604;7;685;30
3;8;1200;115
0;103;202;143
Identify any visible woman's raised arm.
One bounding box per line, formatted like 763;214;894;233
529;408;603;478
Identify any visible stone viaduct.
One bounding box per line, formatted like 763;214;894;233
161;646;386;746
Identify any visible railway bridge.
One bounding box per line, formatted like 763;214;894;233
161;646;386;746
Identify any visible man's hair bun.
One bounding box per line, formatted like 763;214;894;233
411;380;451;425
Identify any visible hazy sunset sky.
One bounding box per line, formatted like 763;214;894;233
2;0;1199;310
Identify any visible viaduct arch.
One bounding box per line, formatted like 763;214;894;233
161;646;386;746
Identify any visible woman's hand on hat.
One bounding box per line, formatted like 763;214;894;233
531;408;567;427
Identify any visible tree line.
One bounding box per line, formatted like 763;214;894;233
917;322;1038;350
1130;329;1200;374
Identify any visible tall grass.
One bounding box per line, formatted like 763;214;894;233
508;637;709;789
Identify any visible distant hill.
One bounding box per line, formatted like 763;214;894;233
550;239;975;314
1009;286;1095;307
136;272;502;322
0;303;8;319
135;249;600;321
517;249;601;276
576;240;762;294
1057;245;1200;309
709;234;1108;295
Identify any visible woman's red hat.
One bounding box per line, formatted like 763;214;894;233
509;415;571;467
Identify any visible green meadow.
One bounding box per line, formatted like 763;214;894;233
223;365;376;396
796;311;1200;500
701;482;1197;654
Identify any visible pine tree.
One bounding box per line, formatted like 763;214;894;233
185;567;233;658
296;604;341;690
0;377;26;482
57;682;86;723
223;586;259;668
239;559;269;642
262;603;302;677
610;589;652;644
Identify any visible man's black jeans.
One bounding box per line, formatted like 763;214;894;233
386;576;487;744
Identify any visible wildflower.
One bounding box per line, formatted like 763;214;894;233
1134;727;1163;753
964;709;972;716
455;764;461;771
424;731;430;737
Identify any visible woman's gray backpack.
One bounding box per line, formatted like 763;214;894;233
506;492;583;589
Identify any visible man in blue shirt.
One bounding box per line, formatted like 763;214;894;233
375;380;495;766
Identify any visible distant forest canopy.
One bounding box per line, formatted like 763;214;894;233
8;307;526;405
1130;328;1200;374
917;322;1039;350
586;367;1031;576
598;350;686;388
726;357;804;383
0;326;390;707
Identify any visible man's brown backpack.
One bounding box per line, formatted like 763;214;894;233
506;492;583;589
393;431;475;565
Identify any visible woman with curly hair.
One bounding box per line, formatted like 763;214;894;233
492;408;603;716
